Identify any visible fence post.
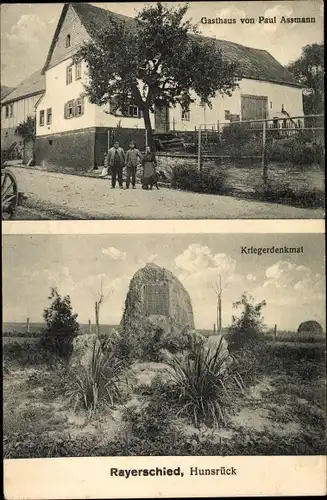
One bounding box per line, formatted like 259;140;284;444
197;125;202;172
274;324;277;340
262;119;267;184
88;319;92;334
26;317;30;333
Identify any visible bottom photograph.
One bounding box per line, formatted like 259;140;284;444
3;232;326;458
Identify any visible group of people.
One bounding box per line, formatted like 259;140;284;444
103;141;159;190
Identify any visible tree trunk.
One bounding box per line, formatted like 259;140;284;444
95;302;100;336
142;105;154;150
217;296;222;333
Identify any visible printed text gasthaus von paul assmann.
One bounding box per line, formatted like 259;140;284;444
201;15;316;25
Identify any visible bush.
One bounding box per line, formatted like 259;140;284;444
266;136;324;165
254;180;325;209
168;340;244;428
229;293;267;352
3;340;60;367
41;288;80;359
221;123;253;149
253;342;326;379
171;163;228;194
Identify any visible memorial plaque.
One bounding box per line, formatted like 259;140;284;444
144;283;169;316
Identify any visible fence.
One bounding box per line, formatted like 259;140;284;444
194;114;325;178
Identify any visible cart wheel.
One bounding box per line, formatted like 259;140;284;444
1;169;19;220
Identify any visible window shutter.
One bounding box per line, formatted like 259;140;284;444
73;100;78;117
64;103;67;119
81;97;85;116
66;67;69;85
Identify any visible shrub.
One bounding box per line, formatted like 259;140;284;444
171;163;228;194
3;340;59;367
229;293;267;352
266;136;324;165
40;288;80;359
254;180;325;209
168;339;244;428
221;123;253;149
66;340;122;415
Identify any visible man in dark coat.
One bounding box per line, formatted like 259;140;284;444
107;141;125;189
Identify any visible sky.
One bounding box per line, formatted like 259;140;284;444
1;1;324;87
3;233;325;330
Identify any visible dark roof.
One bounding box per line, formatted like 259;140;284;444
1;69;45;104
199;36;300;87
43;2;300;87
1;86;15;100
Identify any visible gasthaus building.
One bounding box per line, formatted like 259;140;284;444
33;2;304;172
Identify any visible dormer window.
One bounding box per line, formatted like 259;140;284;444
66;34;71;48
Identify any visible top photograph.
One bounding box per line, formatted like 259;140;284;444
1;1;324;220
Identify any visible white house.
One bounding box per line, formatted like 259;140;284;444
35;2;304;171
1;70;45;160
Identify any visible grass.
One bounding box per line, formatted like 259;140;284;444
3;334;326;458
66;340;123;415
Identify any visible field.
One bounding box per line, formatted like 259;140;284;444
3;327;326;458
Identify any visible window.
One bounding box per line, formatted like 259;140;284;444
75;61;82;80
5;104;13;118
66;65;73;85
75;97;84;117
47;108;52;125
66;34;71;48
39;110;45;126
64;100;75;119
181;108;190;121
128;105;139;117
225;110;230;120
109;100;141;118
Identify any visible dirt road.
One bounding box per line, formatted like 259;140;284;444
11;166;325;220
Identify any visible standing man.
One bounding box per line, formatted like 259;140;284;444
125;141;142;189
107;141;125;189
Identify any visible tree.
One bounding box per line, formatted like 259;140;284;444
41;287;79;357
15;115;36;164
212;275;228;334
75;2;240;148
93;278;111;336
287;43;324;115
228;293;266;351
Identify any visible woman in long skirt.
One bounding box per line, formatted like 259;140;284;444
141;146;157;190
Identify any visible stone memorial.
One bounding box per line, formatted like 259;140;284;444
120;262;195;335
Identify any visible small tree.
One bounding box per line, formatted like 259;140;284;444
212;275;228;334
93;278;112;337
75;2;240;148
41;287;79;358
15;115;36;163
228;293;266;352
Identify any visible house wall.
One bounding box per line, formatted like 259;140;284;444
36;60;95;137
169;78;304;131
47;4;90;71
1;94;41;129
94;102;155;130
35;127;96;171
1;93;42;156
